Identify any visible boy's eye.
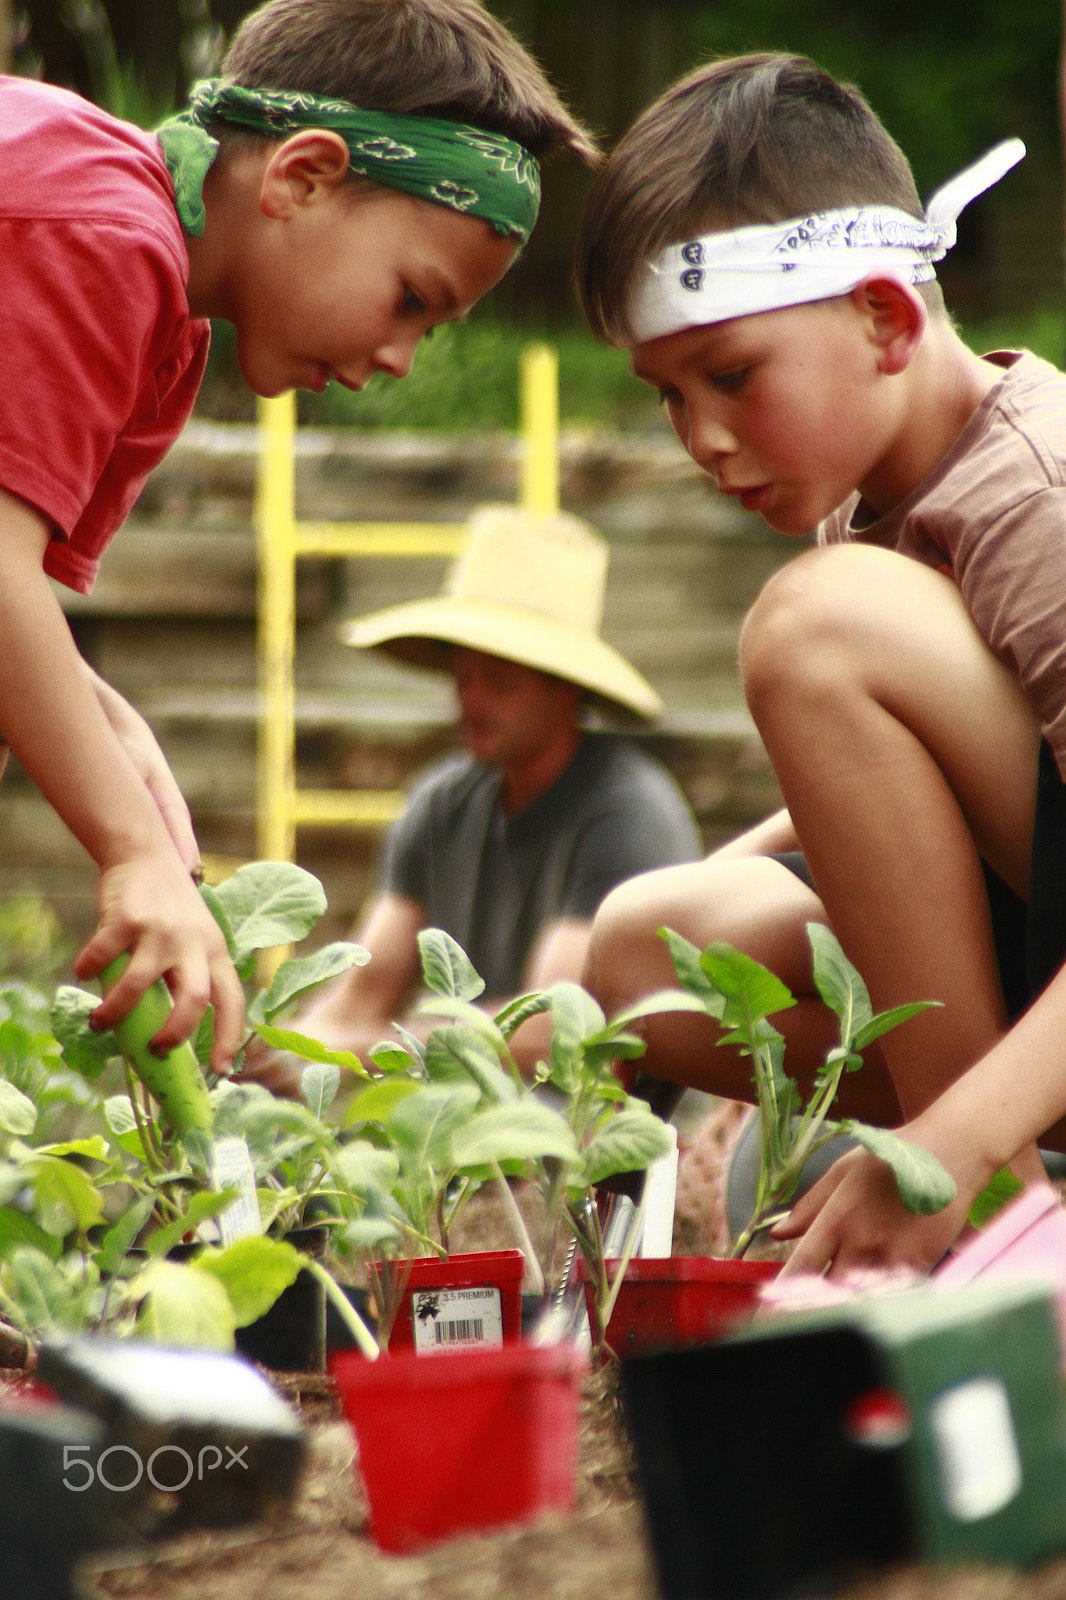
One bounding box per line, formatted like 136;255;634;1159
402;287;427;317
657;386;682;408
710;367;750;394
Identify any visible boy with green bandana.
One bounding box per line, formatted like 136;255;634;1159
0;0;594;1070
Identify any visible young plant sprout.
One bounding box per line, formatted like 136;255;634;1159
660;921;957;1256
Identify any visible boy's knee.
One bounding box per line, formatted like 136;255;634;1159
739;545;872;718
584;870;674;1007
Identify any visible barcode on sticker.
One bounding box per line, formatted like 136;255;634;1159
435;1318;485;1345
412;1286;503;1354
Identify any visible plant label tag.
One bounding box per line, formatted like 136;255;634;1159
411;1286;504;1354
210;1137;261;1245
641;1123;679;1258
929;1375;1023;1521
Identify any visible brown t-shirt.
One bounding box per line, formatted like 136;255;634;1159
819;350;1066;777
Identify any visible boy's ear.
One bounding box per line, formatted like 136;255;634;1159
258;130;352;219
850;275;927;376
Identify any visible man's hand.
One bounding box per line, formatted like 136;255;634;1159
772;1142;975;1279
76;852;245;1075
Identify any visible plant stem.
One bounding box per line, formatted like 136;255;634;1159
492;1164;544;1294
301;1257;379;1361
125;1062;160;1175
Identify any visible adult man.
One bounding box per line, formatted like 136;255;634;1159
261;505;701;1082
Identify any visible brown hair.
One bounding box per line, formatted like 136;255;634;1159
576;53;941;344
219;0;598;164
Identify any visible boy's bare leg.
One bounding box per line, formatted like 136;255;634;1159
584;840;903;1123
740;542;1044;1179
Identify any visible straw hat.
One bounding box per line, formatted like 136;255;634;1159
341;505;663;720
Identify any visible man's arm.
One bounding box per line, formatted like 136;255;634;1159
0;489;243;1067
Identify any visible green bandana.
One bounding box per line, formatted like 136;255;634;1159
156;79;540;243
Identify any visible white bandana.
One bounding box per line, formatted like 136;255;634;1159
625;138;1025;346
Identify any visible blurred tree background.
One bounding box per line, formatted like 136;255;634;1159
8;0;1065;423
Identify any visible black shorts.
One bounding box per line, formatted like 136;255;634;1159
774;739;1066;1024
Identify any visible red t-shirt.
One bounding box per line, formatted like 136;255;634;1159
0;77;210;594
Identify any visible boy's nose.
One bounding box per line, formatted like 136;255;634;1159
373;330;421;380
685;409;739;466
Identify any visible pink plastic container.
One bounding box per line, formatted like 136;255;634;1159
331;1341;586;1551
384;1248;525;1354
935;1182;1066;1362
582;1256;781;1356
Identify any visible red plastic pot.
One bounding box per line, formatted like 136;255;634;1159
582;1256;781;1356
331;1341;586;1552
385;1248;525;1354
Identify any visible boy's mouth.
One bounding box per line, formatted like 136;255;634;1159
720;482;773;514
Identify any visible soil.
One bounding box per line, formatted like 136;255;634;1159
10;1103;1066;1600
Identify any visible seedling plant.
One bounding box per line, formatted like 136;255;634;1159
660;921;957;1255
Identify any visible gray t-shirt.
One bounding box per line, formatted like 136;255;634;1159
384;733;702;996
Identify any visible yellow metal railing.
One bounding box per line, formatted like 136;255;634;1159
255;342;560;865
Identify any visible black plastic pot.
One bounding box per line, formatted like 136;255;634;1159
234;1227;328;1373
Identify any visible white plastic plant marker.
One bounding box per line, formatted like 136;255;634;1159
640;1124;679;1258
411;1286;504;1353
929;1376;1023;1521
210;1137;261;1246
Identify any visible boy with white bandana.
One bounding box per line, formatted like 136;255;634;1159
574;52;1066;1276
0;0;594;1069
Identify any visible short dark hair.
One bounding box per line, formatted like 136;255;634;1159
576;53;941;344
220;0;598;164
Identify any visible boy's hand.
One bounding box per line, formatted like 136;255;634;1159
76;853;245;1074
772;1142;974;1279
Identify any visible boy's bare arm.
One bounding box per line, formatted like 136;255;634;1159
85;666;201;874
0;489;243;1068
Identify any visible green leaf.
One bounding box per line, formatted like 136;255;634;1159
339;1216;402;1251
417;928;485;1001
0;1206;60;1263
387;1082;480;1173
260;942;371;1021
390;1024;428;1073
35;1136;109;1162
451;1100;579;1170
131;1258;236;1350
366;1042;417;1075
332;1139;400;1194
50;987;115;1079
145;1190;238;1259
657;927;726;1016
96;1193;156;1277
193;1235;303;1328
6;1247;75;1334
851;1001;942;1053
598;988;711;1034
424;1026;517;1103
968;1167;1024;1229
0;1080;36;1137
199;882;236;960
343;1077;420;1129
213;861;327;967
103;1095;137;1135
807;923;873;1047
840;1121;957;1214
252;1023;367;1079
25;1154;104;1236
700;943;796;1029
577;1109;675;1188
301;1062;341;1118
494;991;552;1039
